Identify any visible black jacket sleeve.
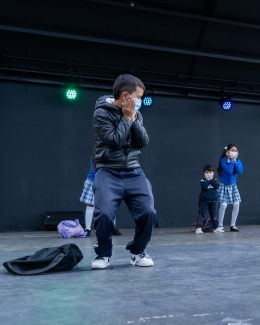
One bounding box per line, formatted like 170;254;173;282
130;112;149;148
200;179;211;189
200;178;220;189
210;179;220;189
93;108;132;149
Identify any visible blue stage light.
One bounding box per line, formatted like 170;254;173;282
219;97;233;111
142;95;153;107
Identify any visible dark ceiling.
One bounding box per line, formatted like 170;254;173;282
1;0;260;102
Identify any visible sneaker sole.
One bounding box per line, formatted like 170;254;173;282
91;260;110;269
130;260;154;267
91;263;110;270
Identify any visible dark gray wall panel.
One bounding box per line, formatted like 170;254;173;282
140;95;259;227
0;82;97;230
0;81;259;231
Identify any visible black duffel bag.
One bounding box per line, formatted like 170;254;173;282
3;243;83;275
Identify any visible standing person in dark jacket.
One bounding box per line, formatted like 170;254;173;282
91;74;156;269
196;165;223;234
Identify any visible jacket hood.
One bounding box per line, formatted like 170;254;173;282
95;95;121;112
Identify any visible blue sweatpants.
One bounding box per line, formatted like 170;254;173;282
92;168;156;257
197;200;219;229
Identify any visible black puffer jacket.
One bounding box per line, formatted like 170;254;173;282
93;95;149;170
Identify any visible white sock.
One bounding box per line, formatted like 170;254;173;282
218;203;227;227
231;202;240;227
85;206;94;230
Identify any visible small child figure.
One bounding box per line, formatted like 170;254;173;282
196;165;224;234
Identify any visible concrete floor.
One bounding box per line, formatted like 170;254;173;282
0;226;260;325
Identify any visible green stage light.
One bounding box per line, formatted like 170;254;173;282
66;88;77;100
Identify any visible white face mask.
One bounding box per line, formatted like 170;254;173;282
229;151;237;158
126;93;142;112
133;98;142;112
205;173;212;179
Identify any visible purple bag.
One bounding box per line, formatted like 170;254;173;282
57;219;87;238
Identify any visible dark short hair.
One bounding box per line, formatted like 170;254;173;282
203;164;214;173
113;74;145;99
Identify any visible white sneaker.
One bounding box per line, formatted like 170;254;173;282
130;253;154;267
219;226;225;232
195;228;203;235
91;256;110;269
214;227;225;233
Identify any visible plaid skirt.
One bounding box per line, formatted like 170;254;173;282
79;178;94;205
217;182;241;204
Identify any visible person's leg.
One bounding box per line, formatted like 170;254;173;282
85;204;94;233
218;203;227;227
80;178;95;235
196;201;208;233
92;169;124;258
209;201;219;229
231;202;240;226
123;168;156;256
